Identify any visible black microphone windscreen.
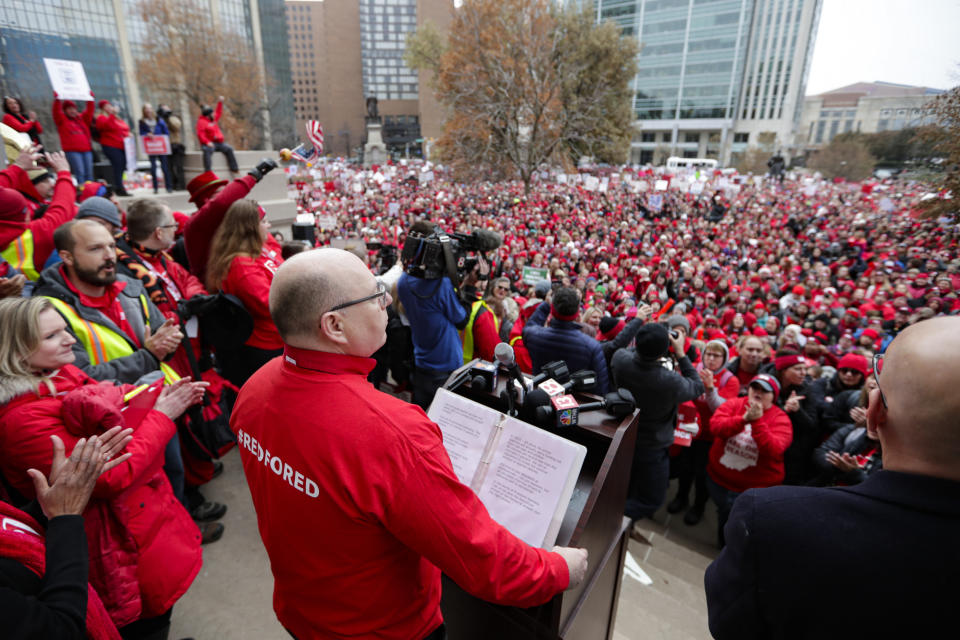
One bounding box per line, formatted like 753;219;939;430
472;229;502;252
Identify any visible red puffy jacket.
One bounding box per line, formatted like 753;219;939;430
0;365;202;627
707;395;793;493
0;166;77;275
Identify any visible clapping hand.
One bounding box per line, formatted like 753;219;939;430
698;367;715;390
154;378;210;420
826;451;861;473
27;432;133;519
144;318;183;360
743;400;763;422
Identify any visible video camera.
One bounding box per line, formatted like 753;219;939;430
400;226;501;281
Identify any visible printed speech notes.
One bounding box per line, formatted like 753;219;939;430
428;389;586;548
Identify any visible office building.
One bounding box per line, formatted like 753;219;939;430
285;0;453;159
799;81;944;150
0;0;294;151
586;0;822;165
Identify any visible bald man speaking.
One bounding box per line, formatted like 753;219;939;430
704;316;960;639
230;249;586;640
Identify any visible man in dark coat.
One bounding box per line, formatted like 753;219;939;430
523;287;610;394
705;316;960;639
611;324;704;521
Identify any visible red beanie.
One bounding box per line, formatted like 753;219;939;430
837;353;869;376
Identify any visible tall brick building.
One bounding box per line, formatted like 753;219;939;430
285;0;452;159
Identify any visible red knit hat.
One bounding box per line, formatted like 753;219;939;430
836;353;869;376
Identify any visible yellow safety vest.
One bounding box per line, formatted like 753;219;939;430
0;229;38;281
461;300;499;364
45;296;180;384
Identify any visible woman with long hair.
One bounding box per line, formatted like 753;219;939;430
0;297;206;637
206;199;284;386
3;95;44;147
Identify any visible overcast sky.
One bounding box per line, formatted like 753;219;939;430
805;0;960;95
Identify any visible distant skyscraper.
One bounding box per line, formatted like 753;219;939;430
285;0;453;159
584;0;822;165
0;0;293;151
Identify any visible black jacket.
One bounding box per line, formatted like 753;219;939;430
610;350;704;449
811;423;882;486
705;471;958;639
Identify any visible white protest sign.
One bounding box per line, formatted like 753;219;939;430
690;181;704;195
654;179;668;191
584;176;599;191
599;177;609;192
648;194;663;212
44;58;93;101
317;214;337;230
557;174;568;184
388;202;400;217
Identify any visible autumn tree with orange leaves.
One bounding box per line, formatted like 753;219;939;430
406;0;637;190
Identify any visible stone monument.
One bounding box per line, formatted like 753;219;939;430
363;96;387;167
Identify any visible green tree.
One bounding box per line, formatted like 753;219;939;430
807;138;875;181
405;0;637;190
916;84;960;219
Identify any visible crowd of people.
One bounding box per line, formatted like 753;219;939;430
0;113;958;637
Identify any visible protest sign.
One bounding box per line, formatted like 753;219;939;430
648;194;663;212
655;179;668;191
522;266;550;285
317;214;337;230
140;134;171;156
43;58;93;101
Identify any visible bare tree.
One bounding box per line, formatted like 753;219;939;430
406;0;637;190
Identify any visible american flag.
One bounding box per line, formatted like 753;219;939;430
306;120;324;155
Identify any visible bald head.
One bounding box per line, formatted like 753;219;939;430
269;248;370;346
872;316;960;480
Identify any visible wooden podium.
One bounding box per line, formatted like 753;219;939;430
438;361;638;640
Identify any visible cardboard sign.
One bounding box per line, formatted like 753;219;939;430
522;266;549;285
140;134;171;156
43;58;93;101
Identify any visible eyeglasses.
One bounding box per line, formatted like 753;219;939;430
495;286;509;292
872;352;887;409
328;282;389;313
159;223;178;229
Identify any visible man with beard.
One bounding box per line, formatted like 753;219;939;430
35;219;184;385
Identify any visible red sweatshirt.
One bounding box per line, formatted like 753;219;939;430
95;114;130;149
707;396;793;493
2;113;43;136
220;254;284;349
52;99;95;152
196;102;224;145
230;347;568;639
183;175;257;281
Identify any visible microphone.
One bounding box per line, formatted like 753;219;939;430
546;389;637;429
468;360;498;392
531;361;571;387
471;228;503;252
564;370;598;393
494;342;527;394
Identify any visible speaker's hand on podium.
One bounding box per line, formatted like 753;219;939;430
553;546;588;590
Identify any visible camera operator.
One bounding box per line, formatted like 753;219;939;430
396;222;471;409
611;324;704;527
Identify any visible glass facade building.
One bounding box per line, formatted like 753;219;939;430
358;0;420;101
584;0;821;164
0;0;293;152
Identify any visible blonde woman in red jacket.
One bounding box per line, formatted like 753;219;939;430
707;373;793;546
206;199;284;386
0;296;206;635
95;100;131;196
